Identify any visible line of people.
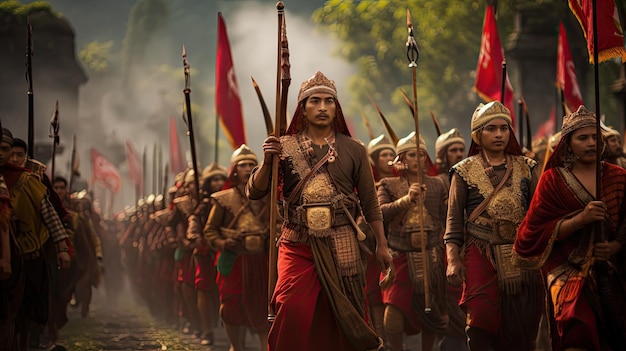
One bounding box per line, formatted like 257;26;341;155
0;127;105;351
5;72;626;351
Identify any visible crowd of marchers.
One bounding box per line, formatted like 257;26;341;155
2;72;626;351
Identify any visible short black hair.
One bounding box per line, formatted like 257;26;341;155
12;138;27;152
53;176;67;186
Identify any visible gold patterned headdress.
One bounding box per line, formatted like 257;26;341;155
297;71;337;103
435;128;465;155
202;162;228;181
471;101;512;142
395;131;427;155
468;101;522;156
367;134;395;157
230;144;258;165
560;105;596;138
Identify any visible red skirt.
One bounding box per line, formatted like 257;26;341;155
268;241;356;351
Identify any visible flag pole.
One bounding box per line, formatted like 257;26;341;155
591;0;625;348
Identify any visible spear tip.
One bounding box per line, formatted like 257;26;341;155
276;1;284;11
406;9;413;29
182;44;187;57
251;76;259;87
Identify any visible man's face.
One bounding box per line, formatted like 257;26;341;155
10;146;27;167
446;142;465;167
607;135;622;157
479;119;510;154
236;160;257;183
376;149;396;175
0;142;11;167
53;181;68;199
303;93;336;129
210;176;226;192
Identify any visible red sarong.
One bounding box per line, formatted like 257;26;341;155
194;248;216;291
380;253;423;334
216;252;268;332
460;244;500;334
268;242;356;351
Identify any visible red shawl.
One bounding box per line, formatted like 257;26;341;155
514;162;626;273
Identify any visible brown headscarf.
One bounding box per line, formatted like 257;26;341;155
285;71;351;136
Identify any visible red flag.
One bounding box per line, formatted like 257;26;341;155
125;140;143;194
216;12;247;149
474;5;515;124
170;116;185;174
534;105;556;141
556;22;585;112
90;148;121;193
569;0;626;64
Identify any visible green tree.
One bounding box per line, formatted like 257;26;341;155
313;0;518;141
79;40;114;74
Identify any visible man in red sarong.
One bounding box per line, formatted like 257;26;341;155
444;101;542;351
205;145;269;351
248;71;393;351
187;162;227;346
514;105;626;351
378;132;448;351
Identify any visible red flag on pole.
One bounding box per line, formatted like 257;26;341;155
125;140;143;194
170;116;185;174
534;105;556;141
216;12;247;150
474;5;515;124
557;22;585;112
569;0;626;64
90;148;121;193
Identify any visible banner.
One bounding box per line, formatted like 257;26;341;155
216;12;247;149
90;148;121;193
556;22;585;112
569;0;626;63
534;105;556;141
170;116;186;174
474;5;516;123
125;140;143;194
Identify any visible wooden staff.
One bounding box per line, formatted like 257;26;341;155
406;9;431;313
268;1;290;321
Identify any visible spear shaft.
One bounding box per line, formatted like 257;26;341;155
182;45;201;198
406;9;431;313
49;101;59;179
26;18;34;158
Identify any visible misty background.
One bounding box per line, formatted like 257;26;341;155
9;0;360;213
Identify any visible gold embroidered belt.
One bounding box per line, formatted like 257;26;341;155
220;227;268;254
466;219;516;245
285;203;353;231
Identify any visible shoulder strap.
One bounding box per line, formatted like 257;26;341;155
467;155;513;223
226;188;251;229
285;151;331;207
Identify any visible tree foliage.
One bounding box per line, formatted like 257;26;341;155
314;1;509;138
312;0;591;141
79;40;114;74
